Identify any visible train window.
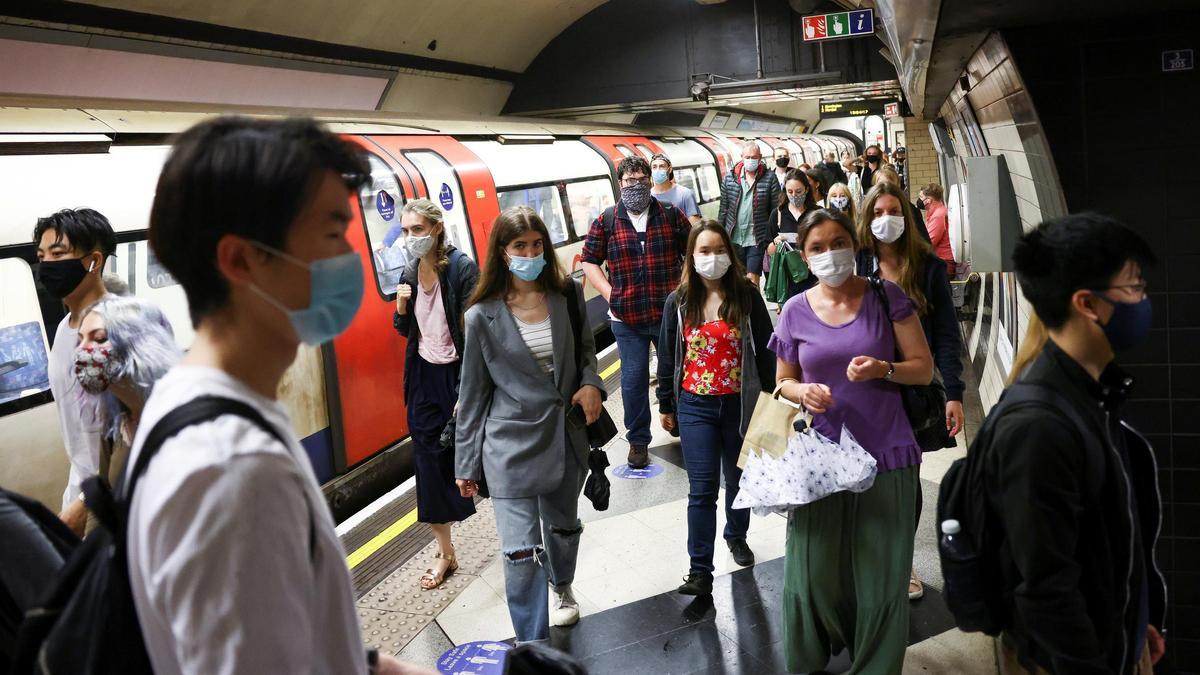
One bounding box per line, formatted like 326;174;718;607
697;165;720;203
635;144;656;160
0;258;51;408
675;168;700;199
357;153;408;298
614;145;635;158
497;185;569;246
403;151;475;260
565;178;615;239
104;240;194;348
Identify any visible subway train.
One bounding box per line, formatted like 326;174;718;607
0;104;857;519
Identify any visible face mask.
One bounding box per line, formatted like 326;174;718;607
871;214;906;244
620;182;652;213
806;248;856;288
651;169;670;185
693;253;731;280
829;196;850;210
916;199;927;211
508;253;547;282
788;194;806;207
74;343;120;395
866;154;881;164
1091;294;1152;352
38;256;95;299
249;242;364;346
406;233;435;259
744;158;761;173
775;158;790;169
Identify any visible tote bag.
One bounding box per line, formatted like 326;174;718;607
737;384;805;470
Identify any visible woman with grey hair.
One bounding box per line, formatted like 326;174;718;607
72;295;179;532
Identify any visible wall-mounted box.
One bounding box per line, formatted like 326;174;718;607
964;155;1022;273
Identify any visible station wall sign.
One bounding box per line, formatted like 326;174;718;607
802;8;874;42
884;102;900;118
819;98;896;119
1163;49;1194;72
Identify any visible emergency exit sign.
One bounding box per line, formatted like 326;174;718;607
802;9;874;42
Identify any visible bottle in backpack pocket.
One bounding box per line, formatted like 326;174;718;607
939;519;999;633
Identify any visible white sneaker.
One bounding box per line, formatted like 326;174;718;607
550;586;580;627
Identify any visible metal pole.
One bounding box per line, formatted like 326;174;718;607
753;0;764;79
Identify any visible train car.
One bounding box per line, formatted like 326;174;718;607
0;102;856;520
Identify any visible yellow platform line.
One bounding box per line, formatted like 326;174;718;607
599;359;621;381
346;507;419;570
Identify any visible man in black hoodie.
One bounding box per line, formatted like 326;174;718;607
993;213;1165;674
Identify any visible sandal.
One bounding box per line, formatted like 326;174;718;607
420;551;459;591
908;571;924;600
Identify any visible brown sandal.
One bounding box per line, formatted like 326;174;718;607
420;551;459;591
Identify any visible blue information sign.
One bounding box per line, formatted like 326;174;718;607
439;183;455;211
1163;49;1194;72
437;641;511;674
376;190;396;221
848;10;874;36
0;322;50;405
612;463;664;480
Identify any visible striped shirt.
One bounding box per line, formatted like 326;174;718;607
516;315;555;374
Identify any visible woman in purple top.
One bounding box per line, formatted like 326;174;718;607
768;208;932;674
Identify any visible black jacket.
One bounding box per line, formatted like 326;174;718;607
985;341;1166;674
856;251;963;401
392;246;479;402
717;161;781;248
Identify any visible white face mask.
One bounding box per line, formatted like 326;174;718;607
693;253;732;280
829;195;850;210
406;233;435;258
806;248;856;287
870;215;906;244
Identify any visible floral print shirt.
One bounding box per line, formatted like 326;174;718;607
681;319;742;396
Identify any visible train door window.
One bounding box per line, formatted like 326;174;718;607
674;167;700;198
0;258;52;410
403;151;475;260
565;178;615;238
697;165;721;203
635;144;656;160
614;145;634;158
104;240;194;347
497;185;569;246
357;153;408;297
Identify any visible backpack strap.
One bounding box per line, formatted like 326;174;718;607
997;382;1105;450
121;396;317;558
562;284;584;385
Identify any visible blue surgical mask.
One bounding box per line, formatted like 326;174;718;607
508;253;546;282
744;158;761;173
651;169;670;185
249;242;364;345
1091;293;1152;352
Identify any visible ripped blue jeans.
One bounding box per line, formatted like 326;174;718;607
490;451;587;642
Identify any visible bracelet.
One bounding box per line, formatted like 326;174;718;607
883;361;895;381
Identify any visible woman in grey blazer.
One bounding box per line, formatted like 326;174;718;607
454;206;604;644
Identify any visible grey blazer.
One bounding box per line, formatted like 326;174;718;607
454;281;604;498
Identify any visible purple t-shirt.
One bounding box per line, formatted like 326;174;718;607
768;278;921;472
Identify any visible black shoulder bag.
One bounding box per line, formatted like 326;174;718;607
868;277;949;452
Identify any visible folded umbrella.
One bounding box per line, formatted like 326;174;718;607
582;448;611;511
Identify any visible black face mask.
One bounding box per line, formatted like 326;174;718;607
866;155;881;164
37;256;94;299
775;158;790;168
916;199;927;211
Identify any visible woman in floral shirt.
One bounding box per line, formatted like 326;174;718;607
656;221;776;596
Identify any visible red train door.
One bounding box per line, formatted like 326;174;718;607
695;136;733;176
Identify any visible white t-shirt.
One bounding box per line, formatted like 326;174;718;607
125;366;365;675
47;314;105;509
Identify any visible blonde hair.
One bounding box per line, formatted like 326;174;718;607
1007;314;1048;384
400;198;449;271
872;166;902;187
826;182;857;224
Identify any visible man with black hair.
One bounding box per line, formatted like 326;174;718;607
126;117;416;674
989;213;1166;674
33;208;117;535
582;155;690;469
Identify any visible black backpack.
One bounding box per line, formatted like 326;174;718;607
936;382;1100;635
10;396;288;675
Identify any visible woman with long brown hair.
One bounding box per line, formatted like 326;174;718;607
656;220;776;595
856;182;965;600
454;205;604;642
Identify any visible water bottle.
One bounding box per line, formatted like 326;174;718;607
940;519;972;560
939;519;996;632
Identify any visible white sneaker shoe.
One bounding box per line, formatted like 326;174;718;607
550;586;580;627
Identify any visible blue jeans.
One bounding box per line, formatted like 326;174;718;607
676;390;750;574
610;319;660;447
491;451;587;642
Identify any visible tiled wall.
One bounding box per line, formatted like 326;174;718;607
939;14;1200;672
902;116;941;194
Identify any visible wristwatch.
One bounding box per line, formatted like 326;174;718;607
883;361;895;381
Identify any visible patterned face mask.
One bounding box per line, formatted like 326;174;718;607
74;343;121;394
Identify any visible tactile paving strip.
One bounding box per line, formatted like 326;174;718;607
357;500;501;655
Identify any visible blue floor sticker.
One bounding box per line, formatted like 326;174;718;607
611;463;664;480
437;641;511;674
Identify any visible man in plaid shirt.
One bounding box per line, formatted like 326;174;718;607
582;156;691;469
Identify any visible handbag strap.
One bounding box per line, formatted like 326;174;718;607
562;284;584;389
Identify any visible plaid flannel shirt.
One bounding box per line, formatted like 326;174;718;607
581;199;690;330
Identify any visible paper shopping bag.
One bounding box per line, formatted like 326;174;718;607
738;385;805;469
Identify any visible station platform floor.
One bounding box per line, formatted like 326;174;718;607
341;350;997;674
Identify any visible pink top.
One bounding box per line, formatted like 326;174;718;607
415;280;458;364
925;202;954;272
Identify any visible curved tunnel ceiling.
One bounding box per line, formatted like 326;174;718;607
74;0;607;73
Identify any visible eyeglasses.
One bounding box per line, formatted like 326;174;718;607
1098;282;1149;296
620;177;650;187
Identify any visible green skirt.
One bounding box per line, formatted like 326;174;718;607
782;465;919;674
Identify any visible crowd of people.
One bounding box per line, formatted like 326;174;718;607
0;116;1166;675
